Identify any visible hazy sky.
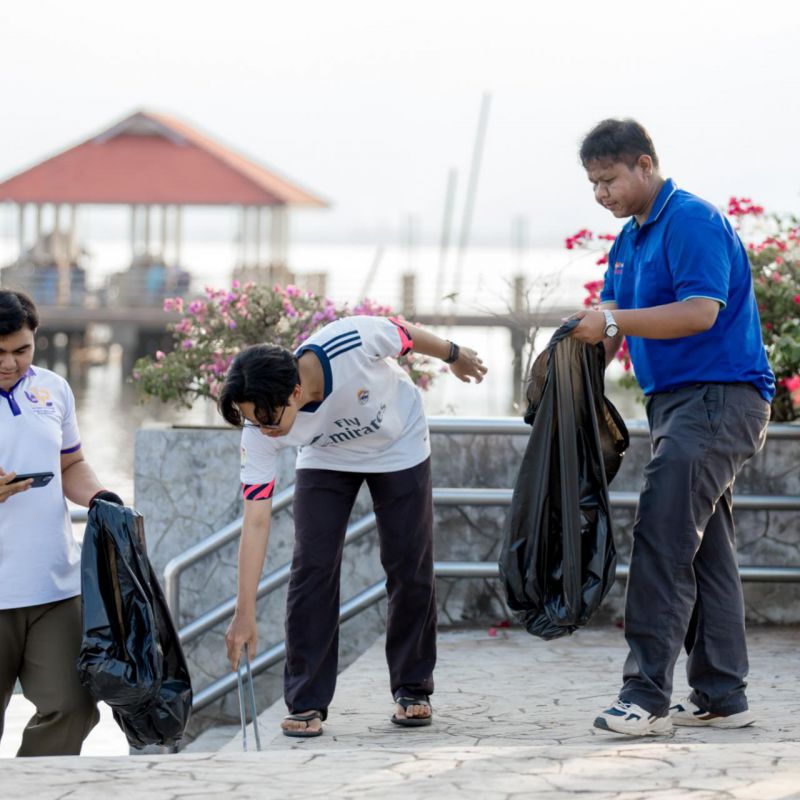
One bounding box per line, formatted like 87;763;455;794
1;0;799;246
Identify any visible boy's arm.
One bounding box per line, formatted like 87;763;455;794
225;497;273;670
403;324;488;383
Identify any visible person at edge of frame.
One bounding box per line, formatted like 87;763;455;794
0;288;124;756
219;314;488;738
566;118;775;737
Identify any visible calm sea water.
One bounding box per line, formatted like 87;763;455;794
1;239;644;506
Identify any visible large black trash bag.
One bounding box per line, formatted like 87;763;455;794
499;319;629;640
78;500;193;748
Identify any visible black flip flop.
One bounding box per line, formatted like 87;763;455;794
282;710;324;738
391;696;433;727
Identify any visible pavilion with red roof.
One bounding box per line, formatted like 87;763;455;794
0;109;328;304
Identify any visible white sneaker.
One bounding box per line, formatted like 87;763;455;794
669;697;755;728
594;699;673;736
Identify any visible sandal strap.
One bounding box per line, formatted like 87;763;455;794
284;710;323;723
394;696;432;711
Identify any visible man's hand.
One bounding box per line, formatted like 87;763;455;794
0;469;32;504
567;310;606;345
450;347;488;383
225;610;258;671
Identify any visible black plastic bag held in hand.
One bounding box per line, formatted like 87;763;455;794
499;319;629;640
78;500;193;748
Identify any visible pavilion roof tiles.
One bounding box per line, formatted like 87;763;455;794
0;110;328;208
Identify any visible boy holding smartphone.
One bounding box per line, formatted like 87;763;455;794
0;289;122;756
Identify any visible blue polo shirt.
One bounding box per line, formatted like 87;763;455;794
600;178;775;400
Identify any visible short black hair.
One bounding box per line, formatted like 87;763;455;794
218;344;299;427
579;118;659;170
0;289;39;336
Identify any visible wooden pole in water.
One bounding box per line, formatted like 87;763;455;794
511;275;526;409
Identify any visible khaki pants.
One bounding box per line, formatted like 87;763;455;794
0;595;99;756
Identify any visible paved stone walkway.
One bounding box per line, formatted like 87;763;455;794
2;626;799;799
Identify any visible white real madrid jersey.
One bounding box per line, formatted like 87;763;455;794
0;367;82;609
240;316;430;497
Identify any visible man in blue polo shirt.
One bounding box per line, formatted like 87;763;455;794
569;119;774;736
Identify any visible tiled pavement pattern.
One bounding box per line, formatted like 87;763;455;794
2;626;799;799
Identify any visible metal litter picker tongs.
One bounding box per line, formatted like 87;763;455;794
236;643;262;751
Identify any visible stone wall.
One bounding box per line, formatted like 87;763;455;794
134;420;799;739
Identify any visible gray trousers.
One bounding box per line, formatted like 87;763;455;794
620;383;770;717
0;595;99;756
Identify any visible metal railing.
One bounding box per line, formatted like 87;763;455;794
170;484;800;653
163;486;294;623
192;556;800;712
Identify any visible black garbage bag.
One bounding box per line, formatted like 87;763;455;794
78;500;193;748
499;319;629;640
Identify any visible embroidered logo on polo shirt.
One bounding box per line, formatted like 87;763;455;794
24;387;53;406
24;386;56;415
614;261;625;275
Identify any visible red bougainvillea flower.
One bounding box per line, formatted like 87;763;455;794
728;197;764;217
565;228;594;249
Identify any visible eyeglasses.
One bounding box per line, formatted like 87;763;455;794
243;404;287;431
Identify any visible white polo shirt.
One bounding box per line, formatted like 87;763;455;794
240;316;430;499
0;366;82;609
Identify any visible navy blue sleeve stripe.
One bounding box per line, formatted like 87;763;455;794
323;335;360;354
326;341;362;359
323;336;360;354
321;330;360;350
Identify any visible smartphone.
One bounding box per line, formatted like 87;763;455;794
9;471;55;488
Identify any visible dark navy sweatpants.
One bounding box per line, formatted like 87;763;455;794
620;383;770;717
283;457;436;716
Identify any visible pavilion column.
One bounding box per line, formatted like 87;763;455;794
130;205;138;259
160;205;168;261
174;206;183;267
17;203;26;254
235;205;244;268
260;207;269;268
281;207;290;267
35;204;43;243
270;205;288;268
54;203;70;305
143;205;152;257
67;204;77;262
254;206;262;268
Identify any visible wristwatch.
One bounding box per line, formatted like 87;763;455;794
603;310;620;338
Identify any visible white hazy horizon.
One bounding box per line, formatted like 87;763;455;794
1;0;798;248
